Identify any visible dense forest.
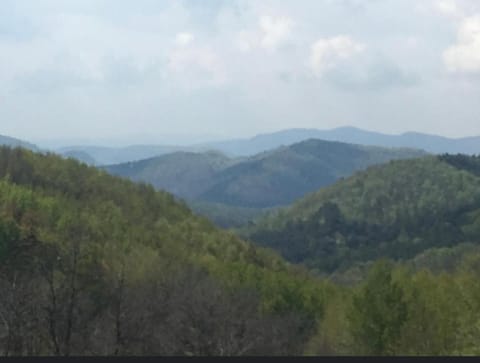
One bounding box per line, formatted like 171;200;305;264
3;147;480;356
245;155;480;273
0;147;330;356
105;139;425;226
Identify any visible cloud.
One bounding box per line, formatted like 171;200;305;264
432;0;480;19
310;36;365;77
168;44;226;88
444;15;480;73
326;59;419;91
236;15;293;52
2;0;480;141
259;16;293;51
435;0;461;18
175;32;195;46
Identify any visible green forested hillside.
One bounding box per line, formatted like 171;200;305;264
189;201;270;229
105;151;236;200
106;139;426;213
4;147;480;356
0;147;331;356
246;155;480;273
199;140;425;208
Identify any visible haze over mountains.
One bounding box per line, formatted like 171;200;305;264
4;0;480;355
105;139;426;220
51;127;480;166
0;135;38;151
212;127;480;156
57;145;188;166
1;130;480;356
2;137;480;356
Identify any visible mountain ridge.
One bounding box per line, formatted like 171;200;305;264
244;154;480;273
0;134;38;151
52;126;480;165
105;139;427;218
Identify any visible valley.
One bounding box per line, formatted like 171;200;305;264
1;131;480;356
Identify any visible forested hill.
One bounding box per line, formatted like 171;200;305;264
105;151;236;200
5;147;480;356
0;146;329;356
245;154;480;273
0;134;38;151
106;139;426;210
58;144;188;166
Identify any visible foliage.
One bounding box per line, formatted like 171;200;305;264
246;156;480;272
4;147;480;356
348;260;407;355
106;139;425;210
0;146;328;356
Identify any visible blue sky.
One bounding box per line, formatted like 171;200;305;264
1;0;480;145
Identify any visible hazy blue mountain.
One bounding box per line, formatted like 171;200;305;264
62;150;97;165
0;134;38;151
105;151;237;199
198;140;426;208
202;127;480;156
106;139;427;212
57;127;480;165
57;144;204;165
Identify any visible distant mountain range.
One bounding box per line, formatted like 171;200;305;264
57;127;480;165
57;145;189;166
203;127;480;156
2;126;479;167
105;139;426;215
0;134;38;151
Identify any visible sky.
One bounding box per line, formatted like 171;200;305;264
1;0;480;146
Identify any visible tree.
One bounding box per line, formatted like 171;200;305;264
348;260;407;355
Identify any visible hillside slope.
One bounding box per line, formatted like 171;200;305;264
106;139;426;210
58;144;192;165
0;146;328;355
0;134;38;151
4;147;480;356
245;155;480;273
105;151;236;199
199;140;425;208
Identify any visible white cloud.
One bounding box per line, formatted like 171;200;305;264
310;36;365;77
175;32;195;46
3;0;480;141
259;16;293;51
237;30;256;53
236;15;293;53
0;12;173;86
168;45;226;87
444;15;480;73
432;0;480;19
435;0;461;18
